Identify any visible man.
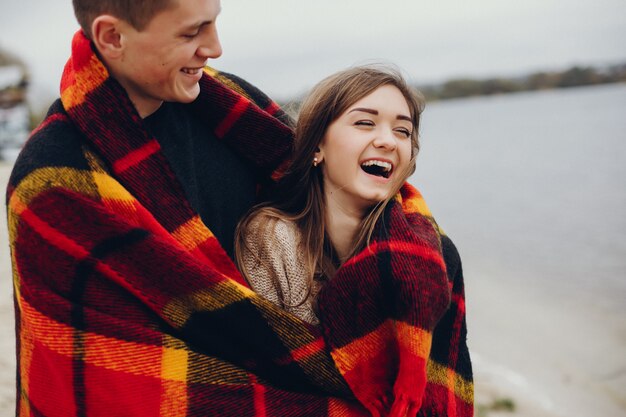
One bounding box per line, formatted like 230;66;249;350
7;1;306;415
7;1;473;416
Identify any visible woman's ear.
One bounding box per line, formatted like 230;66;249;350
314;146;324;165
91;15;123;59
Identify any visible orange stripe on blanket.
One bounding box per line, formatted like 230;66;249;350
160;378;189;417
402;194;432;217
396;184;432;217
19;297;189;381
215;96;250;138
291;337;325;361
344;240;445;269
396;321;432;360
8;193;28;216
276;337;326;366
113;139;161;173
61;54;109;110
330;320;395;374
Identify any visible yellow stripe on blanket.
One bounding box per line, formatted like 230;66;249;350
163;281;256;327
203;66;252;101
427;360;474;404
7;166;125;237
160;335;189;417
91;171;137;203
171;215;215;251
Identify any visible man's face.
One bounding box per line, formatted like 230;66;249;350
114;0;222;116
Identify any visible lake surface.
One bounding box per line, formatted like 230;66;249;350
409;83;626;313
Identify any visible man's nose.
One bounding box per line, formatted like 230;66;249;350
197;27;222;59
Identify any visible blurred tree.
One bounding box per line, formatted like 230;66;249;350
557;66;601;87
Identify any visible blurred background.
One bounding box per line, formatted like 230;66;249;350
1;1;625;416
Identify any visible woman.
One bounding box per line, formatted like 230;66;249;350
236;66;420;324
235;66;473;417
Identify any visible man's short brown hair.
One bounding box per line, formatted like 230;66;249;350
73;0;176;38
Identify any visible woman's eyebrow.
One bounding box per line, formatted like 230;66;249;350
349;107;378;115
349;108;411;121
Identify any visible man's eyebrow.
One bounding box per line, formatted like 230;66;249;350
185;8;221;30
349;107;412;121
185;20;212;31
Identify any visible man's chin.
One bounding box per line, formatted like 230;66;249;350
174;86;201;104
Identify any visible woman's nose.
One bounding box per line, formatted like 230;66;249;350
372;128;397;150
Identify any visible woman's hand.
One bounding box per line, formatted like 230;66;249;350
388;390;422;417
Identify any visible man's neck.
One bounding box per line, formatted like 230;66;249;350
125;91;162;118
107;65;163;118
136;100;163;118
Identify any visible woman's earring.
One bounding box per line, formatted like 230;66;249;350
313;157;319;167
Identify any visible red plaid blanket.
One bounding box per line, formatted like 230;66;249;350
6;31;473;416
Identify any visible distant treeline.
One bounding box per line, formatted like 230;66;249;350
418;63;626;101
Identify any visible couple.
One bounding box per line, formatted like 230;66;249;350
6;0;473;416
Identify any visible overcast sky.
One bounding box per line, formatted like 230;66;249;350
0;0;625;103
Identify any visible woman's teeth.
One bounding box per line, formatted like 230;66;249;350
361;160;392;178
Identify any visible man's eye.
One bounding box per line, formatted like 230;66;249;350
183;32;200;39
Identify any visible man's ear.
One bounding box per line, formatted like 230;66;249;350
91;15;124;59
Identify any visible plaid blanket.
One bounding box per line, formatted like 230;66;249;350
6;31;473;416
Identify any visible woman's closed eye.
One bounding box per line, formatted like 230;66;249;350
354;120;375;127
394;127;412;138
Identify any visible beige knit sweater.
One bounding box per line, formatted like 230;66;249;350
241;216;321;325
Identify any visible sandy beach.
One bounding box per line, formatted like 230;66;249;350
467;268;626;417
1;160;625;416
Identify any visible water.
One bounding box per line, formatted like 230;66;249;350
409;83;626;313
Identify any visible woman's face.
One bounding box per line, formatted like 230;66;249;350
316;84;413;215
